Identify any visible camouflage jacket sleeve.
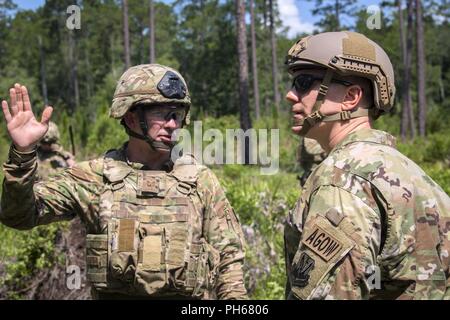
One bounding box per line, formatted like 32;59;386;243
289;185;381;300
197;168;248;300
1;145;102;230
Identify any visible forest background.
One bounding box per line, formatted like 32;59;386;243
0;0;449;299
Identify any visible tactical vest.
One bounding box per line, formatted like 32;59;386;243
85;152;220;298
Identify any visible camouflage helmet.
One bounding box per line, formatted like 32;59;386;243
109;64;191;123
41;121;60;144
285;31;396;114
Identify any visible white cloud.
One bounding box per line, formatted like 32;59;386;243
277;0;315;38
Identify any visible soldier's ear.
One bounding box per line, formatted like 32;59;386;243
341;85;363;111
123;111;138;129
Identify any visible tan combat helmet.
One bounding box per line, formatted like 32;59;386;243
41;121;60;144
285;31;396;135
110;64;191;151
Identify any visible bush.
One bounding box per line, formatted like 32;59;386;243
86;108;128;157
398;131;450;164
214;165;299;299
0;222;67;299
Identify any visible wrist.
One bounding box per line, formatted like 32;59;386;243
9;144;37;166
13;144;37;153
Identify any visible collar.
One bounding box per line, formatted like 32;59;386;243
332;128;397;153
117;142;173;171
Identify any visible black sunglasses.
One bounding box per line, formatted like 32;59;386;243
292;74;353;95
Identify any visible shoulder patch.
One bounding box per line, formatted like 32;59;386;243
302;223;343;262
292;252;315;288
290;215;355;300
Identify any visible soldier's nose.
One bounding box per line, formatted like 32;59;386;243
286;89;299;103
164;117;178;129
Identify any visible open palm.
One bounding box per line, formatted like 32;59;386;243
1;83;53;152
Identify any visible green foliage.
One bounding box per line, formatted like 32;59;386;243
308;0;358;31
84;70;129;157
85;107;128;157
0;222;66;299
397;131;450;164
214;165;298;299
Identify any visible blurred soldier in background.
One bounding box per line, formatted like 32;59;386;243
37;121;75;179
296;137;327;187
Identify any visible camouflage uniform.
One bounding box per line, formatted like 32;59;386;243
297;137;327;187
285;128;450;299
284;32;450;299
0;64;247;300
35;122;91;299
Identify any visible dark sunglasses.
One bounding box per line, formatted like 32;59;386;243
132;103;186;123
292;74;353;95
145;108;186;123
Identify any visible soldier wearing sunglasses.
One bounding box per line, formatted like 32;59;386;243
283;32;450;300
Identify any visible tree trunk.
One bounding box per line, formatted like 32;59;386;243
250;0;260;119
110;34;117;77
149;0;155;63
415;0;426;136
122;0;131;69
335;0;340;31
138;21;144;64
269;0;280;114
37;35;48;106
398;0;408;140
68;32;79;112
236;0;252;164
84;42;92;100
406;0;416;138
438;63;445;101
263;0;268;28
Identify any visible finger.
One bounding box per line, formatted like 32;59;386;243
21;85;31;112
9;88;17;116
40;105;53;124
14;83;23;113
1;100;12;123
292;104;303;113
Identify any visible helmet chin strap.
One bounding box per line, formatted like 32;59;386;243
122;107;173;152
293;69;370;136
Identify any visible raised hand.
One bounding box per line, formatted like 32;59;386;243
1;83;53;152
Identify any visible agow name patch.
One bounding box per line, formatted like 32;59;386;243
302;225;342;261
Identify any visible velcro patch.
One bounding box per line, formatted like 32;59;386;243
292;252;315;288
118;219;136;252
302;225;342;262
291;215;355;300
142;235;162;271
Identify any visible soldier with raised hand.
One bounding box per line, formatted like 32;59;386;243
283;31;450;300
0;64;247;300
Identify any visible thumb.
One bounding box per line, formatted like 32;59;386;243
41;105;53;125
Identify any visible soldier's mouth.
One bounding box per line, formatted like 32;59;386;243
158;135;173;142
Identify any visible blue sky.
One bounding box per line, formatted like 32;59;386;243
12;0;384;37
